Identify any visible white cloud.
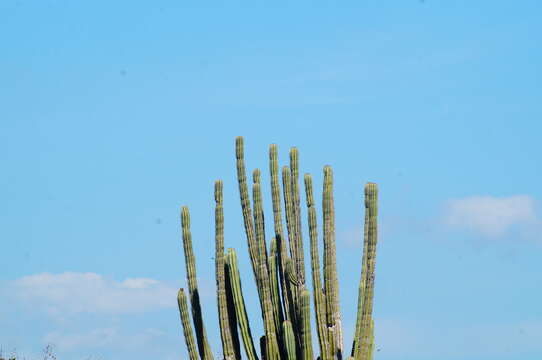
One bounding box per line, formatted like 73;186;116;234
11;272;178;315
443;195;539;238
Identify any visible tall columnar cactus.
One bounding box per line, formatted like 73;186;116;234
354;183;378;360
178;137;379;360
322;166;343;358
177;288;198;360
180;207;214;360
226;248;259;360
215;180;241;360
300;289;314;360
269;144;291;324
304;174;330;360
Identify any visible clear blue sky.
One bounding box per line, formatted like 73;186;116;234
1;1;541;360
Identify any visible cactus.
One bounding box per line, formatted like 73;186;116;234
282;320;297;360
355;183;378;360
180;207;214;360
322;166;343;358
304;174;330;360
177;288;199;360
226;248;259;360
300;289;314;360
178;137;379;360
215;180;241;360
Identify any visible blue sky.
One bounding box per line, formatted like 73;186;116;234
1;1;541;359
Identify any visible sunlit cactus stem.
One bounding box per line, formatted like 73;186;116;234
215;180;241;360
289;147;306;287
235;137;261;290
322;166;343;358
354;183;378;360
253;170;280;360
283;320;296;360
269;144;291;324
226;248;259;360
177;288;198;360
181;206;214;360
300;289;314;360
304;173;330;360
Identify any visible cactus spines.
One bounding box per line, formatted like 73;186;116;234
181;206;214;360
304;173;330;360
177;288;199;360
215;180;240;360
226;248;259;360
300;289;314;360
322;166;343;358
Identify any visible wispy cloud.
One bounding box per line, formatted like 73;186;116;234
443;195;539;238
11;272;178;315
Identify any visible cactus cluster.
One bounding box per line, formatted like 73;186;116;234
177;137;378;360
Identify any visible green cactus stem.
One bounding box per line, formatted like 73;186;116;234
289;147;306;287
269;237;284;345
304;173;330;360
253;172;280;360
283;320;296;360
269;144;291;324
322;166;343;358
181;206;214;360
352;209;370;359
177;288;199;360
226;248;259;360
215;180;241;360
300;289;314;360
235;136;261;289
356;183;378;360
282;166;300;332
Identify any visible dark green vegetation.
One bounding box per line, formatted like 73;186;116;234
178;137;378;360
